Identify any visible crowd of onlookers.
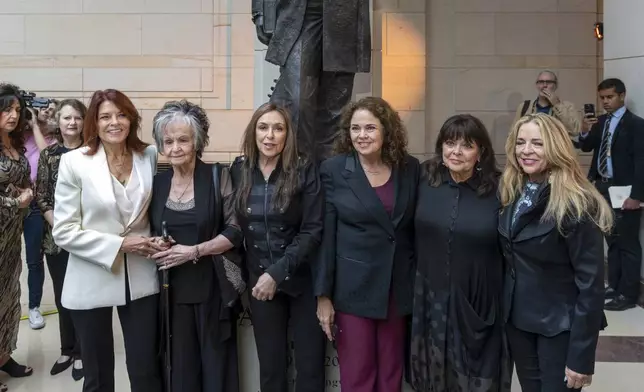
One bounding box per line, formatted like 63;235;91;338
0;71;641;392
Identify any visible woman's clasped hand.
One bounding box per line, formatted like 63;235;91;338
121;236;171;259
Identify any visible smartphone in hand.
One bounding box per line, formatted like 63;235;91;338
584;103;596;119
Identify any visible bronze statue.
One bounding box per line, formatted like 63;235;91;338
252;0;371;161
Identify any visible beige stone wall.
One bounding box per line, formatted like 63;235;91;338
423;0;601;163
0;0;601;163
0;0;254;163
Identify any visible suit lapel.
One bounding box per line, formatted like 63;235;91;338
610;110;628;146
342;153;394;236
89;144;118;209
193;160;212;242
152;170;172;235
126;150;153;228
391;165;408;229
498;203;513;240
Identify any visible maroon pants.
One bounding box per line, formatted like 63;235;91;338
335;299;406;392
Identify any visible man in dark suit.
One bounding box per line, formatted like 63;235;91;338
251;0;371;161
578;78;644;311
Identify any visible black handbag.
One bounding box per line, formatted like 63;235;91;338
211;163;247;307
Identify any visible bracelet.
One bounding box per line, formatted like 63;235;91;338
193;245;200;264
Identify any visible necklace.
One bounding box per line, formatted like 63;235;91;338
172;177;193;202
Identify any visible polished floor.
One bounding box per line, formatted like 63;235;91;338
4;258;644;391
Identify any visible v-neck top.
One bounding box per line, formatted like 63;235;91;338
111;167;141;227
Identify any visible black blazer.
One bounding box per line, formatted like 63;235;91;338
499;184;606;375
149;160;242;304
578;109;644;200
315;153;419;319
229;156;323;297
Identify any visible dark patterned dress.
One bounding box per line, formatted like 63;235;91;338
0;153;30;357
410;167;512;392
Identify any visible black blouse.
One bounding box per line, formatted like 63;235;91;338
415;169;502;309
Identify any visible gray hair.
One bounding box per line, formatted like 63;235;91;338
152;100;210;158
537;69;558;84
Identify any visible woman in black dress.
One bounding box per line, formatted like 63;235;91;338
410;114;512;391
149;100;244;392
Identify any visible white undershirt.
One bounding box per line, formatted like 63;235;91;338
111;165;141;227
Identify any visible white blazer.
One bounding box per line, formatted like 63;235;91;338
53;144;159;310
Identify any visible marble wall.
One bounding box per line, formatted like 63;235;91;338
0;0;601;162
423;0;601;162
603;0;644;279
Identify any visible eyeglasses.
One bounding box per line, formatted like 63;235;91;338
536;80;557;85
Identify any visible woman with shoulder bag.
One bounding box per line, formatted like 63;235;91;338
149;100;244;392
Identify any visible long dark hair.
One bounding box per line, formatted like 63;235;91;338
234;102;301;214
83;89;147;156
424;114;499;196
0;83;27;153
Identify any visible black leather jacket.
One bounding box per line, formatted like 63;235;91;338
499;184;606;375
230;156;323;296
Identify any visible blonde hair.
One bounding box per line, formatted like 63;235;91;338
500;113;613;233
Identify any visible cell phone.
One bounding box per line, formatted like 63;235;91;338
161;221;169;242
584;103;595;117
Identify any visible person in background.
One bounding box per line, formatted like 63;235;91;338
36;99;87;381
513;70;580;137
0;82;35;392
52;89;166;392
149;100;243;392
23;101;57;330
38;99;59;124
578;78;644;311
410;114;511;391
316;97;419;392
230;102;325;392
499;113;611;391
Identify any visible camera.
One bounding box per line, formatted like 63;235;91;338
19;90;52;110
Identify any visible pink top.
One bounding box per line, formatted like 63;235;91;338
24;133;54;183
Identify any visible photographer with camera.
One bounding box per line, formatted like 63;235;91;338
21;90;57;331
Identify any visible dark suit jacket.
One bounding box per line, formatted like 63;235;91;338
499;184;606;375
229;156;323;297
315;153;419;319
260;0;371;73
149;160;243;304
578;109;644;200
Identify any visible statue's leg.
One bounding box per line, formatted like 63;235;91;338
269;1;323;161
315;72;356;160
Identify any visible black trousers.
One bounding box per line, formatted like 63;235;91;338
46;249;80;357
170;287;239;392
269;0;355;162
596;180;642;301
506;323;581;392
249;289;326;392
71;293;161;392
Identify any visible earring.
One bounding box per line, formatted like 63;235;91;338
476;161;482;171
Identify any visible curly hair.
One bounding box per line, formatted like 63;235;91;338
333;97;408;167
152;100;210;158
0;82;27;153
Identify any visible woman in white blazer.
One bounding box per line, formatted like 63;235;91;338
52;89;168;392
